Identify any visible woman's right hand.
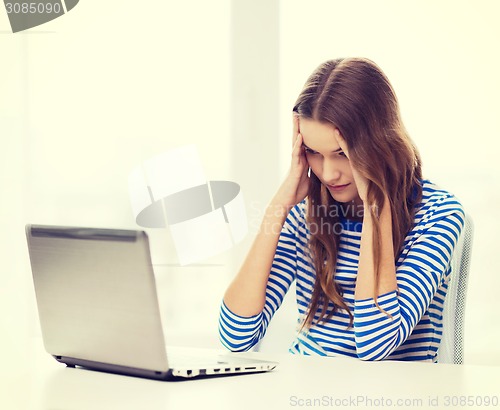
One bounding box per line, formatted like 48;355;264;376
273;115;310;210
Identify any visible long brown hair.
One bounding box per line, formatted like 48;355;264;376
293;58;422;329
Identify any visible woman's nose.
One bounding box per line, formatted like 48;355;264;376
322;160;341;184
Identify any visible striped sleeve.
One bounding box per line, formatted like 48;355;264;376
353;196;465;361
218;203;303;351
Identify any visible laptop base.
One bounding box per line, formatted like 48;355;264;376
54;354;277;381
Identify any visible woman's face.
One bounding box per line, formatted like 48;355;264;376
299;118;361;205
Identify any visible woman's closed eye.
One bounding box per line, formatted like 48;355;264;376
303;145;347;158
303;146;319;155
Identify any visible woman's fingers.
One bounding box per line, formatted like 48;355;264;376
293;132;302;150
274;127;310;208
291;133;303;165
292;114;300;147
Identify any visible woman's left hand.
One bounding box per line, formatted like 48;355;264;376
334;128;370;203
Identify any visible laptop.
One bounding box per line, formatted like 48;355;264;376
25;224;278;380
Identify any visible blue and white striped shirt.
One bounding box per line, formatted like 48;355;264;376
219;180;465;361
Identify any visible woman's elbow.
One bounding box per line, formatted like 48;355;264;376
356;351;387;361
219;332;261;352
355;343;395;361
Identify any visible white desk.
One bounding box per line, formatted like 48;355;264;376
2;338;499;410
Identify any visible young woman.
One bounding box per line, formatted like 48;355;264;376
219;57;465;361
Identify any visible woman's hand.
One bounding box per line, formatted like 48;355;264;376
333;128;369;203
273;115;310;210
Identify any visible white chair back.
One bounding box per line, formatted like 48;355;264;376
436;214;474;364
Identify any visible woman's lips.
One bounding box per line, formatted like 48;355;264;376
327;183;350;191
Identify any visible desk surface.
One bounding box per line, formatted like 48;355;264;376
2;339;500;410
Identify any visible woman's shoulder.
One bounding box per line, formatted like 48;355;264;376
283;200;308;234
420;179;463;206
414;179;465;226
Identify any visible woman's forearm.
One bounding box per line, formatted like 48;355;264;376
223;124;309;317
354;201;397;300
223;200;289;317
